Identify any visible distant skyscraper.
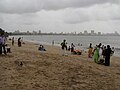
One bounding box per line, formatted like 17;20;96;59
91;30;95;35
84;30;88;35
14;30;20;34
98;32;101;35
39;30;41;34
114;31;119;35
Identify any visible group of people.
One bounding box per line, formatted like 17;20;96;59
61;39;81;55
0;34;7;55
11;37;23;47
38;45;46;51
88;43;114;66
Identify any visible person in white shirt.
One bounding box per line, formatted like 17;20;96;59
0;34;2;55
1;34;6;55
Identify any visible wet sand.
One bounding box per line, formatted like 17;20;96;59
0;41;120;90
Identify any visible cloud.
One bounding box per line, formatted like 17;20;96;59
0;0;119;14
63;3;120;24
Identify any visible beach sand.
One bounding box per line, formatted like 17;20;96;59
0;41;120;90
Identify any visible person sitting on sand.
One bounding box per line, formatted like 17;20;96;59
38;45;46;51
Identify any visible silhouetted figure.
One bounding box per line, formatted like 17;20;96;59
12;37;14;46
61;39;67;50
68;46;70;51
1;34;6;55
52;40;54;46
71;43;75;52
104;45;112;66
18;37;21;47
38;45;46;51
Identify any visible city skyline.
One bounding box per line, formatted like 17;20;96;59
10;30;119;36
0;0;120;33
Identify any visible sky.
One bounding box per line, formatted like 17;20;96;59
0;0;120;33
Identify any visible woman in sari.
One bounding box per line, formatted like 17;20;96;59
93;46;99;63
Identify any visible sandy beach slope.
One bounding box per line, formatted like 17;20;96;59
0;41;120;90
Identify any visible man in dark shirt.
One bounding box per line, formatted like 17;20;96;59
105;45;112;66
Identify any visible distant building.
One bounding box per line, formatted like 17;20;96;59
32;31;37;35
13;30;20;34
84;30;88;35
114;31;119;35
98;32;101;35
27;31;30;34
91;30;95;35
38;30;41;34
78;32;83;35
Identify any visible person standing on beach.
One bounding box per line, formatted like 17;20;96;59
52;40;54;46
0;34;2;55
12;37;14;46
18;37;21;47
1;34;7;55
104;45;112;66
88;43;93;58
93;46;99;63
61;39;67;55
71;43;75;53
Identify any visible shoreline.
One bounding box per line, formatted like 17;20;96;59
24;40;120;58
9;35;120;57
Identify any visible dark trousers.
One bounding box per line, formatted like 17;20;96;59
2;44;6;55
105;56;110;66
0;44;2;55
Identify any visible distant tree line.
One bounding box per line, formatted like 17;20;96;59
0;28;9;37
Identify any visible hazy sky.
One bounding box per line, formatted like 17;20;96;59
0;0;120;33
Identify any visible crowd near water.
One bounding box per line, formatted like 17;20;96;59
10;35;120;57
0;34;119;66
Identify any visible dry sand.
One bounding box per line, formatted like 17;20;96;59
0;41;120;90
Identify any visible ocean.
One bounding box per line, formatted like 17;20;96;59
10;35;120;57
